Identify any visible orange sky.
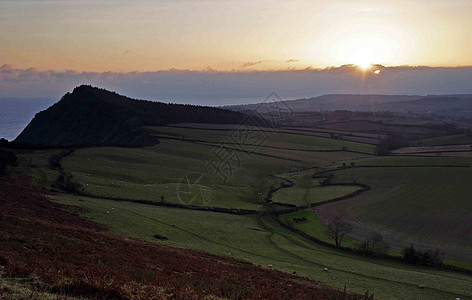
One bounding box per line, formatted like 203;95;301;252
1;0;472;72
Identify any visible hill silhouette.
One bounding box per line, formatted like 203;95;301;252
228;94;472;114
15;85;247;147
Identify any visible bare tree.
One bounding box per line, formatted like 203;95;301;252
324;216;353;247
358;232;390;256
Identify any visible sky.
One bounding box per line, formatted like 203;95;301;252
1;0;472;102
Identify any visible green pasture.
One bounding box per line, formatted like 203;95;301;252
354;155;472;167
15;149;63;189
13;131;472;299
61;141;287;210
279;210;360;248
415;133;472;146
272;185;360;206
53;194;472;300
150;126;376;154
61;138;370;210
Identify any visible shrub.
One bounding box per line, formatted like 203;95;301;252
402;245;444;267
358;232;389;257
0;149;17;176
320;174;334;186
54;171;84;193
153;234;168;241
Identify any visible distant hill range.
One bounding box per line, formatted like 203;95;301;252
15;85;247;147
228;94;472;116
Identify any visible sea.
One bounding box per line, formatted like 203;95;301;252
0;94;289;142
0;98;56;141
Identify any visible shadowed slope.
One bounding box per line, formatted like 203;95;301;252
15;85;247;147
0;170;367;299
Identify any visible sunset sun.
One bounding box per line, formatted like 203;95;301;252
349;44;376;69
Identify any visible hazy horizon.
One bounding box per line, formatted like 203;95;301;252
2;64;472;105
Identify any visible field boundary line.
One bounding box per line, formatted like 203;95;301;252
154;135;374;156
167;125;380;145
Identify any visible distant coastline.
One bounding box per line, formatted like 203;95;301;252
0;98;55;141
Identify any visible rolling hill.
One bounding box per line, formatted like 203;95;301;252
15;85;247;147
228;94;472;114
0;167;367;299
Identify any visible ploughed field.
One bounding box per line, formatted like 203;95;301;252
312;158;472;263
16;125;472;300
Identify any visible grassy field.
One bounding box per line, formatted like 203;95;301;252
313;163;472;263
353;155;472;167
272;185;360;206
279;210;361;248
273;166;363;207
415;133;472;146
61;138;370;210
14;149;63;190
53;193;472;300
14;127;472;299
150;126;377;154
61;141;287;210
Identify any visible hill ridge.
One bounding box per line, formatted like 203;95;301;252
15;85;247;147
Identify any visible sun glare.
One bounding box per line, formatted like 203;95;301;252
350;45;375;69
321;30;399;69
356;61;372;70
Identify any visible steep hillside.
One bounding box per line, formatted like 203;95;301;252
0;170;365;299
15;85;247;147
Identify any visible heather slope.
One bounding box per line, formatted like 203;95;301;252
0;170;367;300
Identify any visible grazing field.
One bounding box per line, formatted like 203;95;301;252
167;123;382;144
353;155;472;167
409;151;472;158
415;133;472;146
3;174;366;300
322;120;447;138
15;149;63;189
281;126;387;140
151;126;377;153
272;184;360;207
62;140;282;210
273;166;363;207
11;125;472;299
279;210;361;248
61;138;370;210
53;193;472;300
313;163;472;263
392;144;472;155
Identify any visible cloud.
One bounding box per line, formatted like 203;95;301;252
1;64;472;105
285;59;299;63
239;61;263;68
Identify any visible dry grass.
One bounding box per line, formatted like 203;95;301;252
0;171;369;300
